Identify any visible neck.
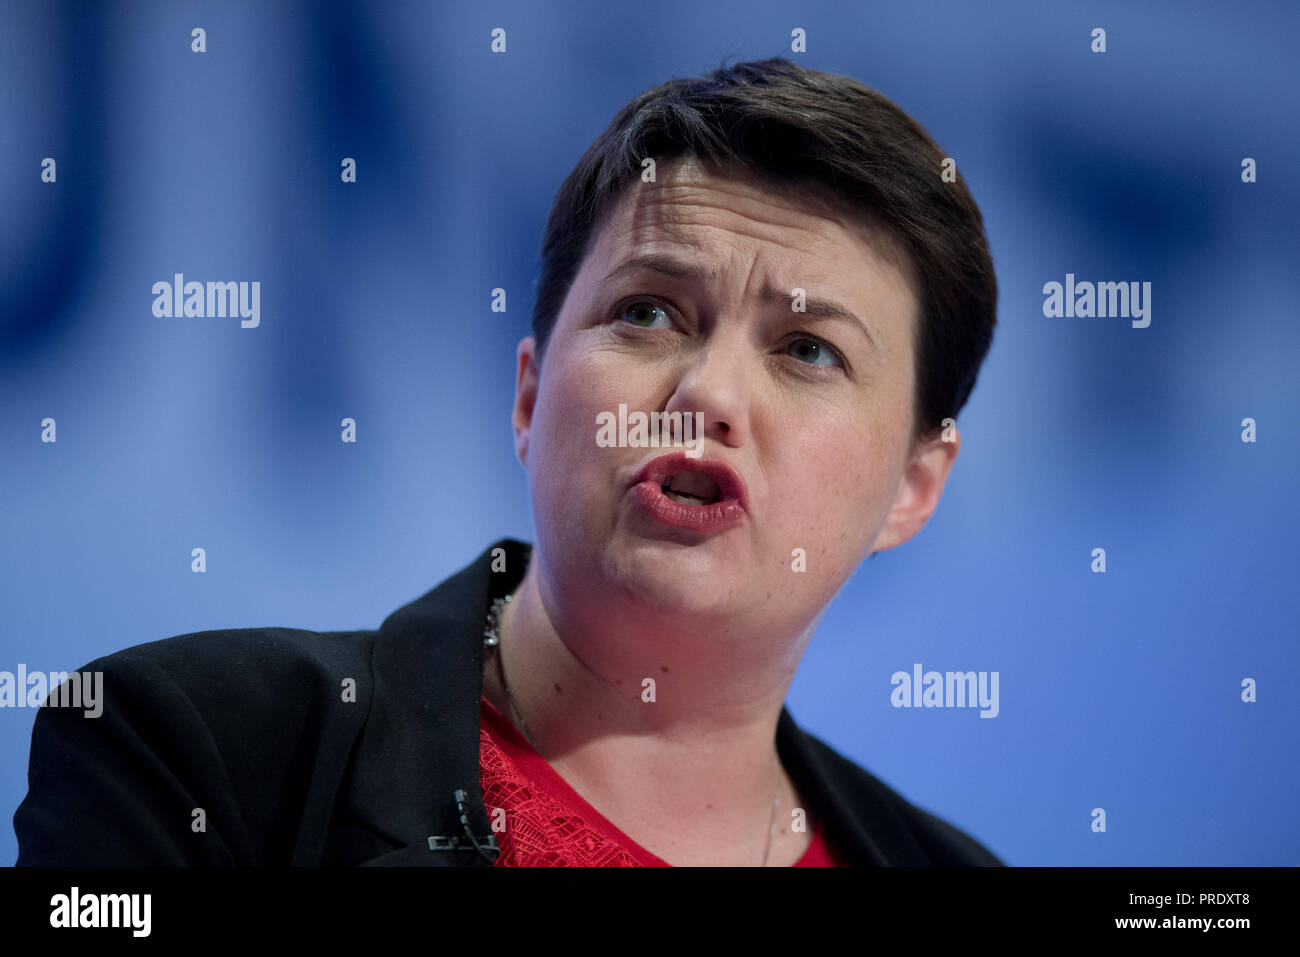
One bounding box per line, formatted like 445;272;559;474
487;554;818;865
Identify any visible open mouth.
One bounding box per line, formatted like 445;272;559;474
631;452;748;533
660;470;722;506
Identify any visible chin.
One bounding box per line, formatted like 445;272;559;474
601;543;745;615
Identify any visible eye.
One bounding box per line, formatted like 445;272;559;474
785;335;845;370
615;299;673;329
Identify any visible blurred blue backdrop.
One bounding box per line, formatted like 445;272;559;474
2;0;1297;866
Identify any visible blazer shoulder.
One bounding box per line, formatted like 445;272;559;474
71;624;383;791
16;625;379;865
68;625;382;739
795;726;1004;866
101;624;377;679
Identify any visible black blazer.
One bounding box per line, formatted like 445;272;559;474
14;538;1003;866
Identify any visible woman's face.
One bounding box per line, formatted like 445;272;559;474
513;155;956;644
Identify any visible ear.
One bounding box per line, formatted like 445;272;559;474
870;425;960;553
512;336;539;467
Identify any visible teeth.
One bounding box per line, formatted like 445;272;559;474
664;490;709;506
663;470;720;503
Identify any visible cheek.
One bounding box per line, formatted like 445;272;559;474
773;415;898;553
529;351;627;514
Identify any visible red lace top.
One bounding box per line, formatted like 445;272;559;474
479;695;843;866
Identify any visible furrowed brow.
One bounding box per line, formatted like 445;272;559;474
602;253;880;357
602;253;718;287
758;283;880;357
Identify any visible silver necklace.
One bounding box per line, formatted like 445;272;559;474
483;592;782;866
483;594;542;751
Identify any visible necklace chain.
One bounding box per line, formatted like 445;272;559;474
483;592;781;866
483;594;542;751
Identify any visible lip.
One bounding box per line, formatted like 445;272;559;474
629;451;750;533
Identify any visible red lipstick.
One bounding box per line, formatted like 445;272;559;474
630;452;749;533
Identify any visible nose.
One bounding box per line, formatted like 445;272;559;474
661;328;750;449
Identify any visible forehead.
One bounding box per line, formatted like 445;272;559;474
590;155;918;291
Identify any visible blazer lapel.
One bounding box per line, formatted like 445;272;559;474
776;707;928;865
345;538;531;864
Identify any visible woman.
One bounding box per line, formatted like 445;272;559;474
16;57;999;866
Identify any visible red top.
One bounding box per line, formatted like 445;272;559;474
479;695;843;866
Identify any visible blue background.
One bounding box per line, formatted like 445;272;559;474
2;0;1297;866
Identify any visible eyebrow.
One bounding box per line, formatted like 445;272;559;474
602;252;881;357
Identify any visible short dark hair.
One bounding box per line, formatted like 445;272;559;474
529;57;997;442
